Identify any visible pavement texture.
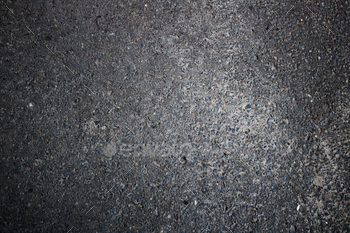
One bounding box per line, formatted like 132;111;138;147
1;0;350;232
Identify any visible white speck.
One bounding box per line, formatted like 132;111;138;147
310;99;313;103
297;204;301;211
145;4;147;7
194;200;197;205
318;56;321;60
28;103;34;108
108;33;115;36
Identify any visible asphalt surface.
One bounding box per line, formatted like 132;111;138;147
1;0;350;232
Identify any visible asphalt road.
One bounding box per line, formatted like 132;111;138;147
1;0;350;232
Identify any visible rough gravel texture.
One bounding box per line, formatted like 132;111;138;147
1;0;350;232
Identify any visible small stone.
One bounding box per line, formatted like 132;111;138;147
214;106;220;113
267;118;274;126
141;168;148;174
103;142;117;157
179;156;187;164
153;161;160;167
245;104;252;109
290;225;296;232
